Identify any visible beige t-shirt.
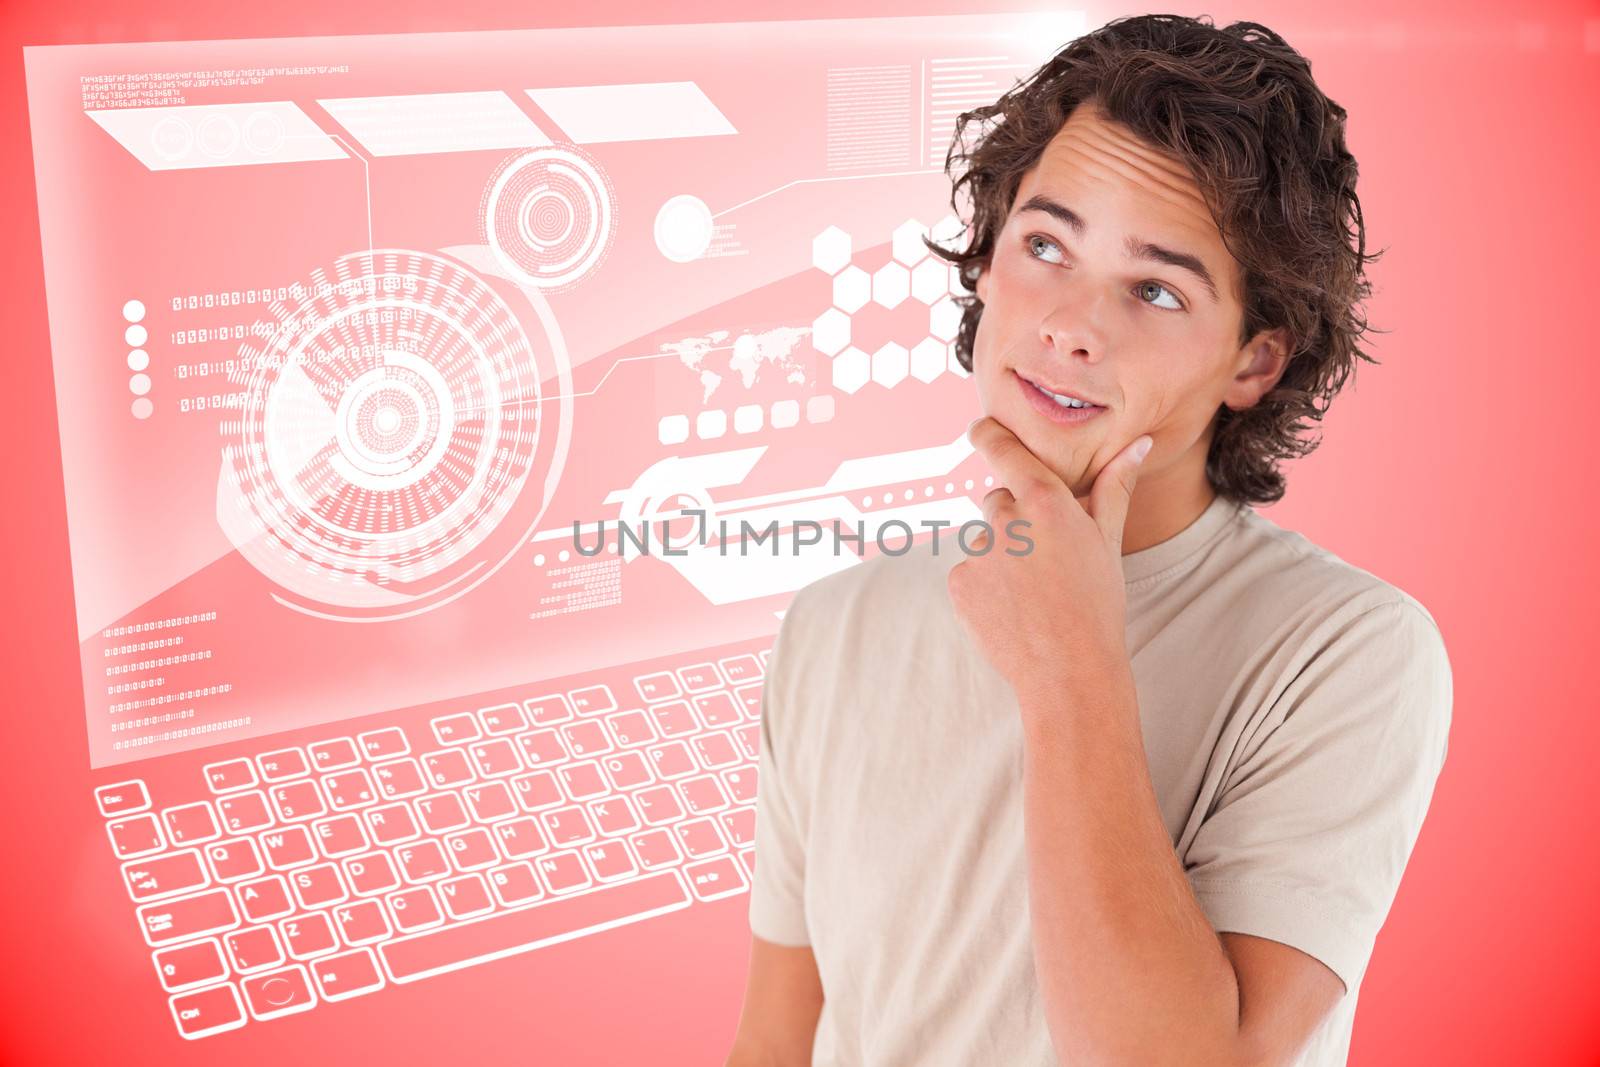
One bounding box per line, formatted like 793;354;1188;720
748;492;1452;1066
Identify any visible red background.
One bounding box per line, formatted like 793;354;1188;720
3;0;1597;1064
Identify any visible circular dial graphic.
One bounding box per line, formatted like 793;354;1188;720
480;145;617;292
221;248;563;619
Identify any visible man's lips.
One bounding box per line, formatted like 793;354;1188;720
1013;369;1105;409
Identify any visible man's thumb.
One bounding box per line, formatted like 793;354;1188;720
1089;434;1152;546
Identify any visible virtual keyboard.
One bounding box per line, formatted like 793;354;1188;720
93;635;772;1039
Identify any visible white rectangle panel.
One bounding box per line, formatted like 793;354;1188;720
85;102;347;171
526;81;736;144
318;90;551;156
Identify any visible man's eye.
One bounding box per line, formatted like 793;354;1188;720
1025;233;1064;264
1136;281;1184;311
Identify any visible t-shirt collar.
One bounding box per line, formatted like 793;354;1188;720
1119;492;1246;585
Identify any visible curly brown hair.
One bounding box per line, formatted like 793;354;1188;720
928;13;1387;505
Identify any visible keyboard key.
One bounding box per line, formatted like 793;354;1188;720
237;875;294;923
517;730;570;768
569;684;617;716
386;886;444;932
523;694;573;725
95;779;150;817
153;938;227;992
324;769;378;810
604;709;657;748
535;851;592;894
510;771;563;812
343;852;400;897
108;820;165;866
583;839;637;881
600;751;654;791
675;817;729;859
633;671;681;703
379;870;689;983
123;850;208;902
491;817;548;860
588;795;640;837
630;828;682;869
217;791;273;834
560;721;612;759
734;684;763;721
163;803;221;846
202;759;257;794
721;766;758;804
358;727;410;760
734;724;761;761
464;781;517;822
479;703;527;735
719;807;756;848
169;983;245;1039
416;793;470;834
693;692;743;729
258;748;310;782
138;888;240;946
311;814;369;858
683;855;747;902
280;912;338;960
675;662;723;692
241;964;317;1020
205;838;264;883
225;926;285;973
438;875;494;919
422;750;474;788
647;741;696;779
559;761;608;800
373;758;427;799
312;948;385;1002
308;738;360;771
291;864;349;910
364;802;420;846
718;653;763;684
541;807;596;848
678;775;730;815
333;899;391;945
259;826;316;870
487;862;544;906
692;731;741;769
634;786;684;826
738;848;756;877
469;739;522;778
758;649;772;667
431;713;482;746
269;781;326;823
647;700;698;738
444;828;498;871
395;841;450;883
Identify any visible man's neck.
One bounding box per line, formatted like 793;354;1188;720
1113;460;1218;557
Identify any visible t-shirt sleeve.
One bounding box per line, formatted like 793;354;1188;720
746;595;813;947
1183;598;1453;993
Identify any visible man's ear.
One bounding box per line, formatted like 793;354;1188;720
1223;327;1292;411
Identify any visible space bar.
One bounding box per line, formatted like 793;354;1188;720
379;871;690;983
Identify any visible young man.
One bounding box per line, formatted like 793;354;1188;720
726;14;1451;1067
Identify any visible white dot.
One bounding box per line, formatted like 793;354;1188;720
127;349;149;371
131;397;153;419
558;550;570;563
924;486;934;497
653;194;714;263
606;542;618;554
129;373;151;396
984;475;994;487
534;554;546;566
944;482;954;493
964;479;974;490
903;489;914;501
125;324;148;347
122;299;146;323
861;496;872;507
881;492;893;504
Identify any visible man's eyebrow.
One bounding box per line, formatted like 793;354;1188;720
1014;193;1221;305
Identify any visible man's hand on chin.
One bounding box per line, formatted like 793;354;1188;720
945;416;1153;701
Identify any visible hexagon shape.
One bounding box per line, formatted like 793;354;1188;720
930;296;962;341
910;259;948;304
833;265;870;314
812;226;852;275
832;346;870;394
871;342;909;388
929;213;964;253
892;218;930;266
811;308;851;357
949;344;971;378
911;338;947;383
871;262;910;309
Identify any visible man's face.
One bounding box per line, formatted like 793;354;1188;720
972;99;1282;496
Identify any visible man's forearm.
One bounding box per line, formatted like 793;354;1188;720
1016;648;1245;1066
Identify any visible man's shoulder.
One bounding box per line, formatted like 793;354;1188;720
777;535;960;652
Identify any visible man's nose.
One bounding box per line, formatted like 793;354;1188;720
1038;287;1109;363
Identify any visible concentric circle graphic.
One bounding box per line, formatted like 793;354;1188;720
221;248;564;618
480;145;616;292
